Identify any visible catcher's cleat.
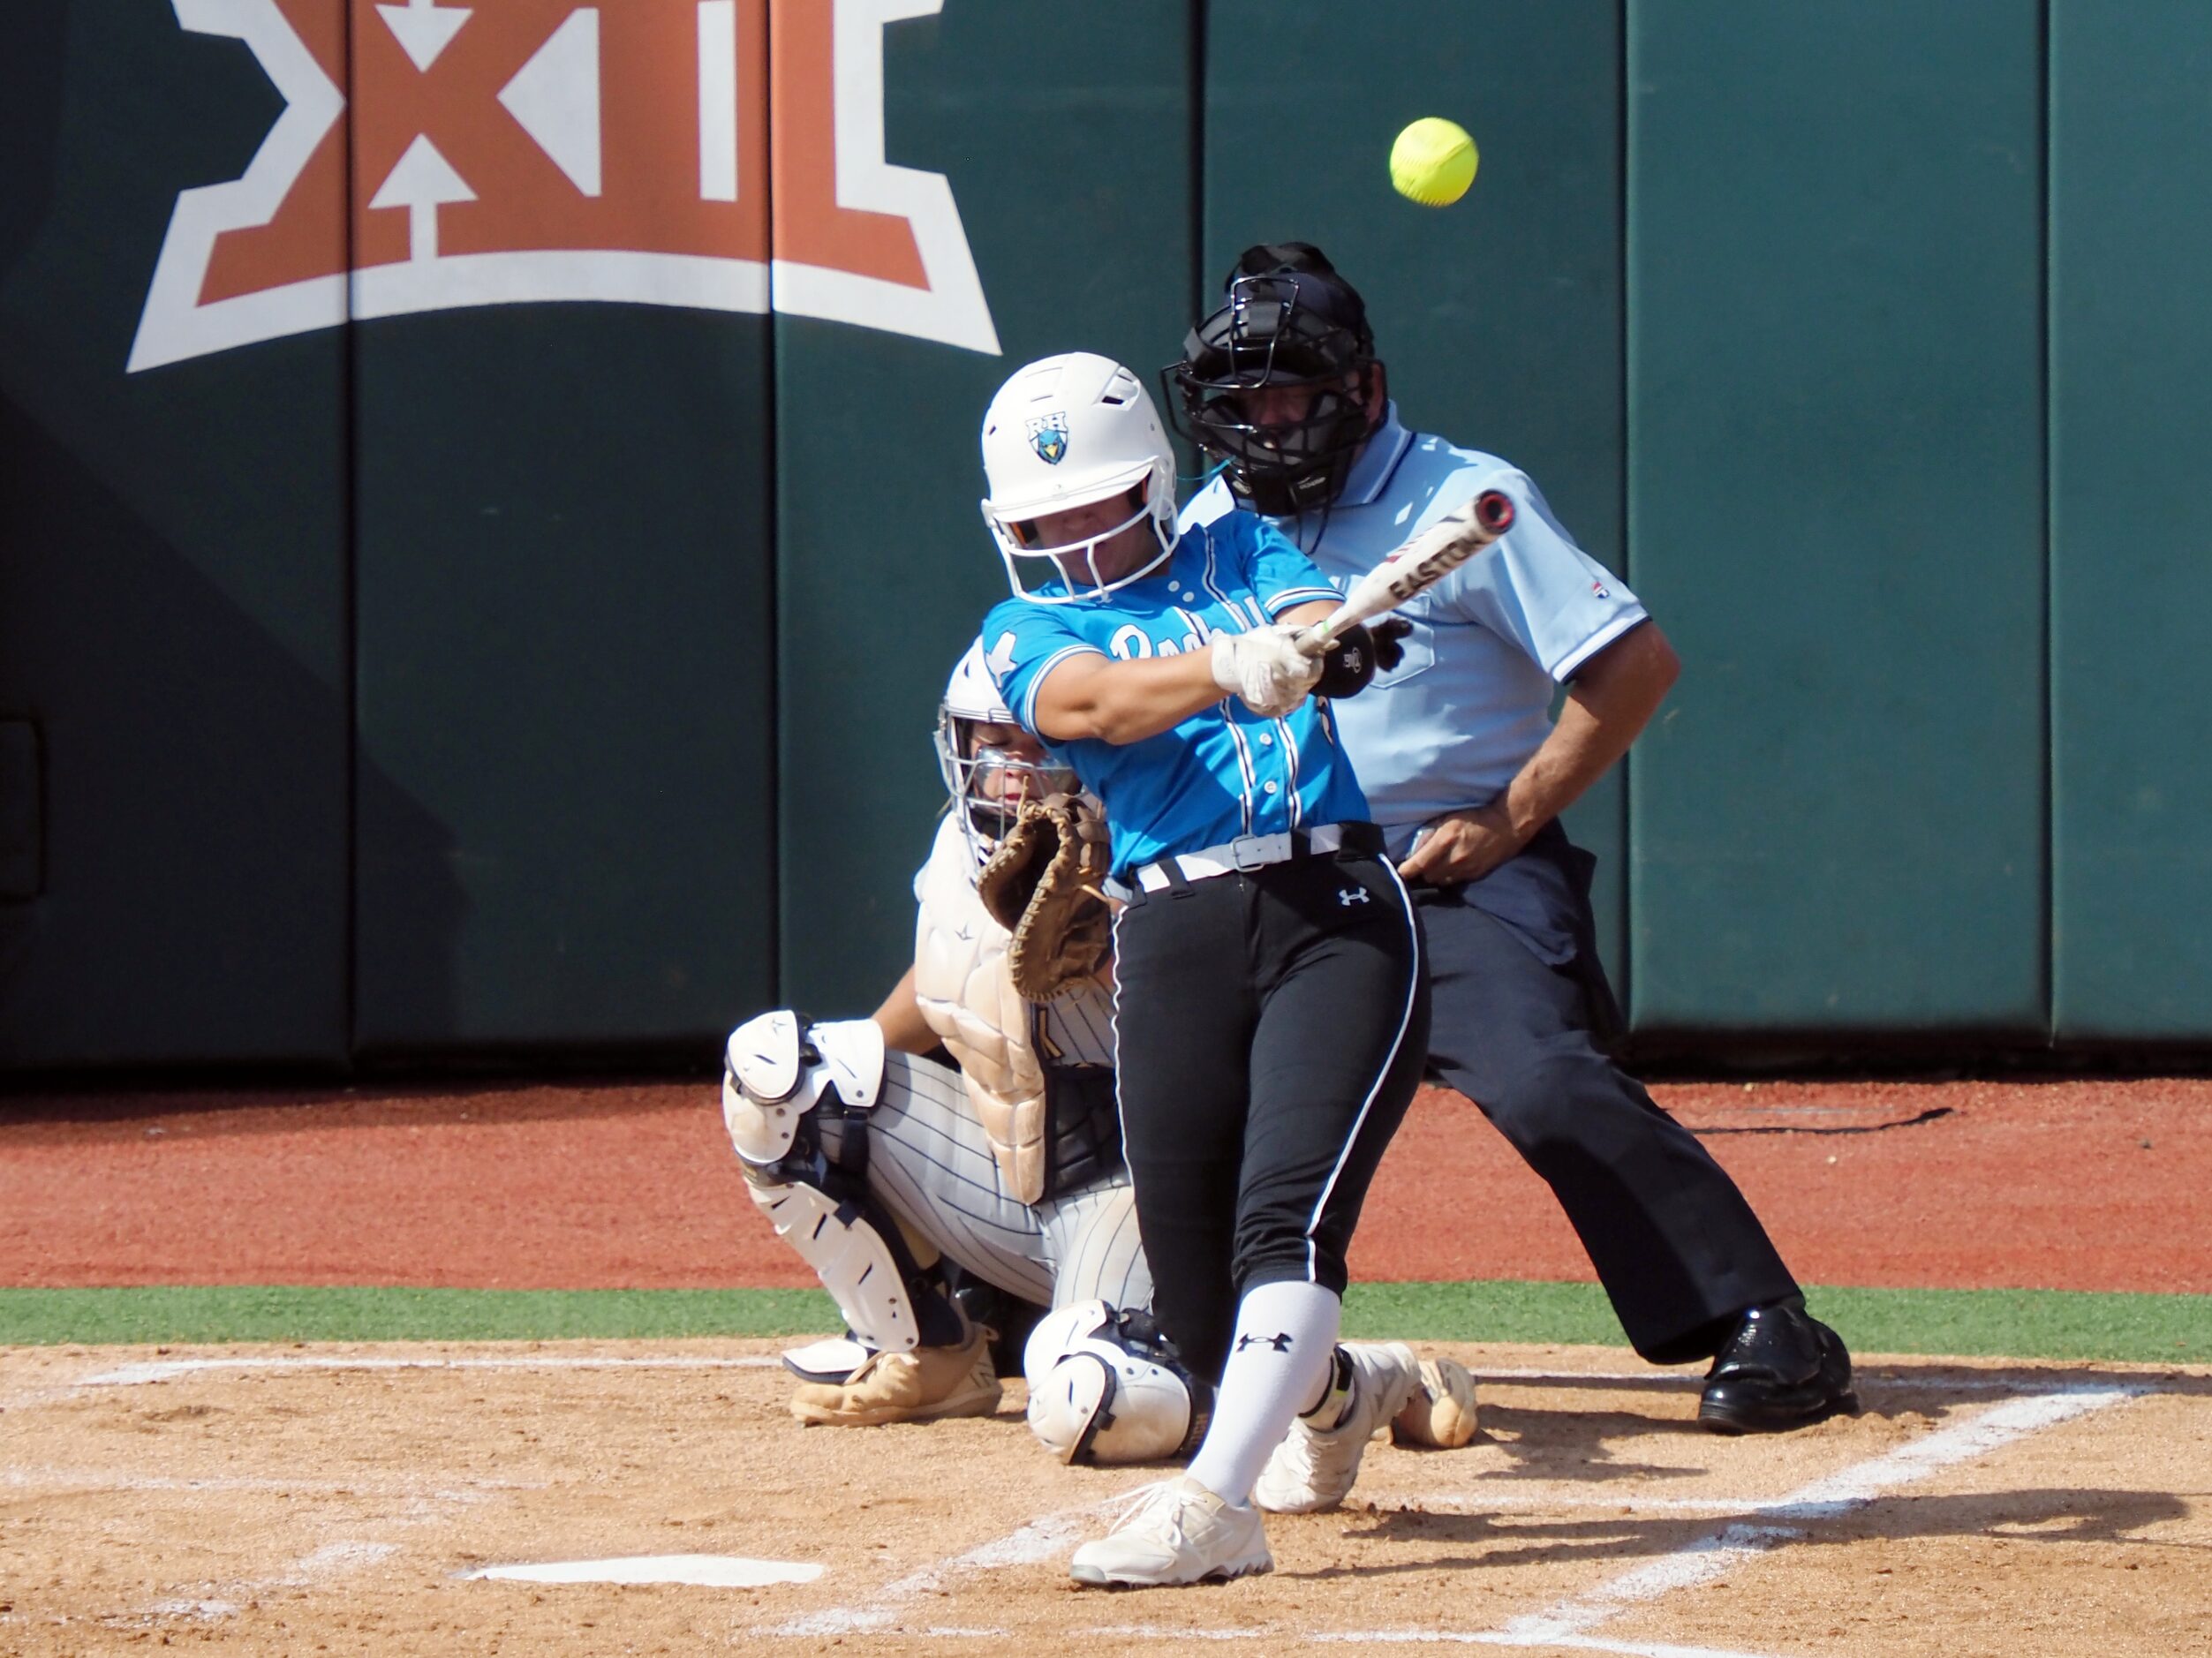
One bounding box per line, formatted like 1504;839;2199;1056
1390;1355;1480;1449
1253;1341;1422;1514
1698;1300;1861;1435
789;1326;1000;1427
1068;1475;1272;1589
781;1333;876;1384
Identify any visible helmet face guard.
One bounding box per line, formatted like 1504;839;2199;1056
933;712;1079;858
983;471;1176;605
1164;274;1378;517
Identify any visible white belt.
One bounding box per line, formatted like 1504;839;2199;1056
1116;825;1363;898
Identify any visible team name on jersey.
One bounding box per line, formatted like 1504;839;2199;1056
1104;595;1272;660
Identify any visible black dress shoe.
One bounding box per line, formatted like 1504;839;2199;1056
1698;1299;1861;1434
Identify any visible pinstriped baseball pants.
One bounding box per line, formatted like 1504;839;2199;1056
862;1049;1153;1315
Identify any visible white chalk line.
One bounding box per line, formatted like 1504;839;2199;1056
762;1379;2149;1649
47;1355;2093;1397
74;1353;781;1388
1;1463;534;1498
1489;1383;2145;1648
773;1494;1129;1636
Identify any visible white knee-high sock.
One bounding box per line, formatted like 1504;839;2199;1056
1184;1279;1342;1506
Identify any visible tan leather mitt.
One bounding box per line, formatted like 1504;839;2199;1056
974;793;1112;1001
1391;1356;1481;1449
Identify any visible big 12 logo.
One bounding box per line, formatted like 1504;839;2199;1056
130;0;999;371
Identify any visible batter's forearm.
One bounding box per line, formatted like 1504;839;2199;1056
1031;652;1226;745
1032;603;1334;744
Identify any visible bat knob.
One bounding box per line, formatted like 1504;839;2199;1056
1474;490;1515;532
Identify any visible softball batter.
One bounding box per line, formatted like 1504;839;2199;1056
977;352;1478;1588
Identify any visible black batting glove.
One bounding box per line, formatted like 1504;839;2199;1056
1313;623;1379;698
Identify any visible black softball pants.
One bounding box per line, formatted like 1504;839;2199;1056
1110;843;1430;1383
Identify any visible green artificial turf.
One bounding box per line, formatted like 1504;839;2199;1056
0;1285;836;1347
1339;1280;2212;1365
1;1281;2205;1363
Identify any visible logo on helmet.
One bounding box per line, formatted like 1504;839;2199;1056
1026;413;1071;464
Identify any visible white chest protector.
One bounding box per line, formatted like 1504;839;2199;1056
911;814;1113;1203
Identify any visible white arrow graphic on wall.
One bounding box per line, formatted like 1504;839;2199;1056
376;0;472;72
497;8;602;196
369;134;476;260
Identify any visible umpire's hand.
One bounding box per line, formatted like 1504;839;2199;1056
1397;801;1526;886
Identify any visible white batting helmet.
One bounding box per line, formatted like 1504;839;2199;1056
978;352;1179;603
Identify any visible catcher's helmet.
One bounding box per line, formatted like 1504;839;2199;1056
1164;242;1379;517
934;637;1076;858
978;351;1179;603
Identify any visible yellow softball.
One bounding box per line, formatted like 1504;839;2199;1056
1390;117;1479;207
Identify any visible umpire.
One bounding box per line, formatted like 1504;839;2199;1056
1166;243;1856;1433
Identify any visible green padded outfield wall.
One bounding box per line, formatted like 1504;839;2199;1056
1626;1;2049;1037
0;5;350;1066
2049;1;2212;1039
1201;0;1629;989
14;3;2212;1068
348;1;777;1054
773;4;1197;1013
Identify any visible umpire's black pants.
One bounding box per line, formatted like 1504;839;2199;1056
1112;840;1429;1383
1418;826;1799;1364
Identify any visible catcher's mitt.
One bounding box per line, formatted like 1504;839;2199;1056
975;793;1113;1001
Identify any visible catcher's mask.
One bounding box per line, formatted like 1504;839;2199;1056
1164;243;1380;517
936;638;1077;860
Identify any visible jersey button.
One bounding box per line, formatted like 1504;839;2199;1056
1258;733;1275;748
1263;781;1279;795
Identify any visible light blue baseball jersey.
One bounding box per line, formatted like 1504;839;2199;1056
981;511;1368;878
1183;403;1648;859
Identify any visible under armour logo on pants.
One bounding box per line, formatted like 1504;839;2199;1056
1339;886;1370;907
1236;1331;1295;1353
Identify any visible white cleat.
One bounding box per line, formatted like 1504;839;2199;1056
1068;1475;1273;1588
1253;1340;1422;1514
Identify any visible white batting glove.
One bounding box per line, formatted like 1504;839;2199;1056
1210;624;1324;718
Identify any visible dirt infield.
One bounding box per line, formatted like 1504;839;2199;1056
4;1077;2209;1292
2;1338;2204;1656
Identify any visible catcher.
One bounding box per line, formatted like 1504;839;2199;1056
721;640;1475;1472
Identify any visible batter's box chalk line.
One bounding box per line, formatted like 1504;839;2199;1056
74;1353;780;1389
766;1380;2149;1650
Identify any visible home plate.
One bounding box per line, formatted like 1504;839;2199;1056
464;1555;824;1588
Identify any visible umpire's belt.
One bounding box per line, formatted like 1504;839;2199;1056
1110;822;1383;899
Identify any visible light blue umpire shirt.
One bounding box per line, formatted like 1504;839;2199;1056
982;510;1369;881
1182;401;1649;865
